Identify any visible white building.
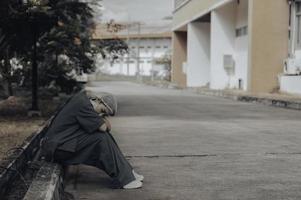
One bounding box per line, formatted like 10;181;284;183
99;37;171;77
280;0;301;95
172;0;289;94
94;0;173;78
173;0;252;90
187;1;248;90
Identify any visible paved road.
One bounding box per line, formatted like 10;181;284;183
65;81;301;200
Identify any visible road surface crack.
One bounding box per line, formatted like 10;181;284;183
125;152;301;159
126;154;217;158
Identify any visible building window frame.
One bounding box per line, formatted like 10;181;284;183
296;2;301;49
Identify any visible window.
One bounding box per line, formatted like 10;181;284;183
235;26;248;37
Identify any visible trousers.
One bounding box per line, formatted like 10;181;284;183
54;132;135;186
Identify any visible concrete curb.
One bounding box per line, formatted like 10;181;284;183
0;127;47;197
23;163;63;200
196;89;301;110
143;81;301;110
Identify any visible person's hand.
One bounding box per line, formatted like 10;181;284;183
104;117;111;132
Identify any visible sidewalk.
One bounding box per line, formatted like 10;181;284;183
195;88;301;110
65;81;301;200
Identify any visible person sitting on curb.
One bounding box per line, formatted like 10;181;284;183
41;90;144;189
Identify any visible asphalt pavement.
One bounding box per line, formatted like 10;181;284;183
65;81;301;200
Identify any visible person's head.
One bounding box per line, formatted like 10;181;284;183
86;91;117;116
89;97;110;115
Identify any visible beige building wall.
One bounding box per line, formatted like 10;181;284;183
171;32;187;88
248;0;289;93
173;0;231;30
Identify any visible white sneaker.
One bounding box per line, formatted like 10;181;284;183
123;180;143;189
133;170;144;182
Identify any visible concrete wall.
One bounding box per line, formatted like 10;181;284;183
171;31;187;87
280;75;301;95
248;0;289;93
187;22;210;87
210;2;236;90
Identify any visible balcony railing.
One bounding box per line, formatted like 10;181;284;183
174;0;191;11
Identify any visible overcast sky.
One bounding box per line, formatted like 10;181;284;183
98;0;174;34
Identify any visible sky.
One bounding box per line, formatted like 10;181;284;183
98;0;174;34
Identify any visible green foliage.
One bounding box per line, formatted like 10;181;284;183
36;0;97;92
93;39;128;60
0;0;55;54
0;0;128;96
0;0;94;94
0;0;56;96
154;50;172;70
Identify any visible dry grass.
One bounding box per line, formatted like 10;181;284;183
0;94;67;161
0;117;45;160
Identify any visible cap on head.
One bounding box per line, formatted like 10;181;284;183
88;92;117;116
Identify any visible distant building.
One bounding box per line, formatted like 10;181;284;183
172;0;292;94
93;23;172;78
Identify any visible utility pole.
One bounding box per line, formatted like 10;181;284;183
106;20;128;75
126;18;130;76
151;40;155;81
136;22;141;81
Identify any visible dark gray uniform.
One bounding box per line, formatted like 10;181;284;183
41;91;135;186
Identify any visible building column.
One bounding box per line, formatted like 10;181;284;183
187;22;211;87
248;0;289;93
210;2;236;90
171;31;187;88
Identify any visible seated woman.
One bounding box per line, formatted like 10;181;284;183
41;90;143;189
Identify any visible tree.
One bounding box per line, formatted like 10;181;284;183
0;0;128;102
154;50;172;81
93;39;129;61
0;0;55;101
0;0;97;97
36;0;97;93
